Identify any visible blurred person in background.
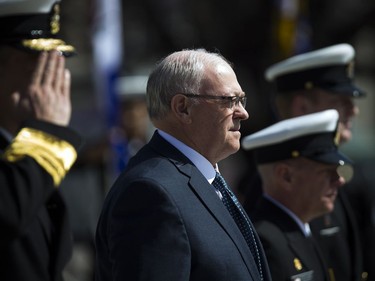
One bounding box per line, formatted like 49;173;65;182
0;0;83;280
109;75;154;177
242;43;367;281
242;109;353;281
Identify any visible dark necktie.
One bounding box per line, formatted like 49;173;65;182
212;172;263;281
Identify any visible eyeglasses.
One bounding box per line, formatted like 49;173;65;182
182;93;247;109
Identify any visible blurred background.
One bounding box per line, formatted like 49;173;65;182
57;0;375;280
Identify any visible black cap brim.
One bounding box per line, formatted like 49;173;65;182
274;64;366;98
326;83;366;98
305;150;352;166
307;150;354;182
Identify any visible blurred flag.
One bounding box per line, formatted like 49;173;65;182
91;0;128;177
274;0;312;58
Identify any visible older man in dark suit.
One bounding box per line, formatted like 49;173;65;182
95;49;271;281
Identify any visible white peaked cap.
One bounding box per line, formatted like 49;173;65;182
242;109;353;181
116;76;148;99
265;44;354;82
242;110;339;150
0;0;57;16
263;44;365;97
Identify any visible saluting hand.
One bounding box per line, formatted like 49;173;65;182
27;50;72;126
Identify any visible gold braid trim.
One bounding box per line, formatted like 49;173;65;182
3;128;77;186
22;39;75;54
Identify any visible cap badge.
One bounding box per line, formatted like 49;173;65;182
50;3;60;35
347;61;354;79
291;150;300;158
334;126;341;146
304;81;314;90
294;258;303;271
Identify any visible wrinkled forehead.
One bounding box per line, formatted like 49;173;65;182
202;62;240;92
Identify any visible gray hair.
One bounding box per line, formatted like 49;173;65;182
146;48;231;120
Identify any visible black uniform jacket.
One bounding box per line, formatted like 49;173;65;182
95;131;272;281
310;189;364;281
251;197;330;281
0;120;82;281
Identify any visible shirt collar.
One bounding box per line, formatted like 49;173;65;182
264;194;311;237
158;129;216;182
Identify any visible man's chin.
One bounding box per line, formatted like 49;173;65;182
228;141;241;155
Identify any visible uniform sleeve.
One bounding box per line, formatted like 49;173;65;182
0;120;82;244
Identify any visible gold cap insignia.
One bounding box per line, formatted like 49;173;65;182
347;61;355;79
334;126;341;146
291;150;299;158
50;3;60;35
21;39;75;55
304;81;314;90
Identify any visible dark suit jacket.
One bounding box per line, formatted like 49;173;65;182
251;197;329;281
0;120;82;281
95;131;271;281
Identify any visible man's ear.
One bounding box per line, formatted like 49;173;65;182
170;94;192;124
275;163;293;191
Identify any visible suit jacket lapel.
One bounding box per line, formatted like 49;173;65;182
188;168;261;280
147;131;261;280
